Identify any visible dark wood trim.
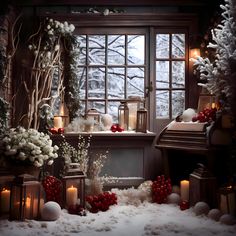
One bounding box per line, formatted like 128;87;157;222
11;0;212;7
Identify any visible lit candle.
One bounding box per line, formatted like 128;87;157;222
66;185;78;206
54;116;63;129
0;189;11;213
25;197;31;218
129;114;136;130
180;180;189;201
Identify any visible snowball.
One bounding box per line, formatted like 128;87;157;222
182;108;196;122
193;201;210;216
208;209;222;221
219;214;236;225
167;193;181;205
172;185;180;194
41;201;61;221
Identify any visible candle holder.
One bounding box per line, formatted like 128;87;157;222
62;163;86;209
86;108;100;124
9;174;44;221
127;96;143;131
59;101;69;128
189;163;217;208
0;172;14;216
219;186;236;216
136;107;148;133
118;101;129;131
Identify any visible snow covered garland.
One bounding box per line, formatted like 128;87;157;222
193;0;236;117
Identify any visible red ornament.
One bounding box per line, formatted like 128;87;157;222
49;127;58;134
179;200;190;210
110;124;118;132
58;128;64;134
116;124;124;132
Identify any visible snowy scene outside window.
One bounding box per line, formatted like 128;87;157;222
155;33;186;119
75;33;145;122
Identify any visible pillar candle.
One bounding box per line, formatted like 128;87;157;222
66;186;78;206
0;189;11;213
54;116;63;129
180;180;189;201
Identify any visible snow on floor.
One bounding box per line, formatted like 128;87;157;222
0;188;235;236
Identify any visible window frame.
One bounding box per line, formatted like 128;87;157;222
47;13;196;131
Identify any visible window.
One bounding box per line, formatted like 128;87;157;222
75;28;147;123
155;33;186;119
69;25;189;129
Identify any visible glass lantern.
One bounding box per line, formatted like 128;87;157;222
0;173;14;216
59;101;70;128
9;174;44;221
219;186;236;216
136;107;148;132
62;163;86;209
86;108;100;122
118;101;129;131
127;96;143;130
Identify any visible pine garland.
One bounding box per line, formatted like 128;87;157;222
64;35;81;121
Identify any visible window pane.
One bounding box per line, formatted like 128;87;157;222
88;35;105;65
78;101;86;116
172;61;185;88
78;67;86;99
156;34;169;58
127;67;144;97
108;67;125;99
127;35;145;65
76;35;86;65
172;34;185;58
108;35;125;65
108;101;120;123
172;91;185;117
156;91;169;118
88;67;105;98
156;61;169;88
88;101;105;114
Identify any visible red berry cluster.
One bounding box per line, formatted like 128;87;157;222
42;175;63;205
192;107;217;123
86;192;117;213
152;175;172;204
68;204;87;216
110;124;124;132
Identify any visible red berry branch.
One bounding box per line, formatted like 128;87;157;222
152;175;172;204
192;107;217;123
42;175;63;206
86;192;117;213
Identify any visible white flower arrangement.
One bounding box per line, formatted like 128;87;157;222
0;126;59;167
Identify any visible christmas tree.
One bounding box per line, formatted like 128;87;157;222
193;0;236;118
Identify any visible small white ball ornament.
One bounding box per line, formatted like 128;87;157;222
167;193;181;205
219;214;236;225
208;209;222;221
182;108;196;122
193;201;210;216
41;201;61;221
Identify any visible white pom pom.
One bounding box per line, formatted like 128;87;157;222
182;108;196;122
208;209;222;221
101;114;113;130
193;201;210;216
219;214;236;225
167;193;181;205
41;201;61;221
